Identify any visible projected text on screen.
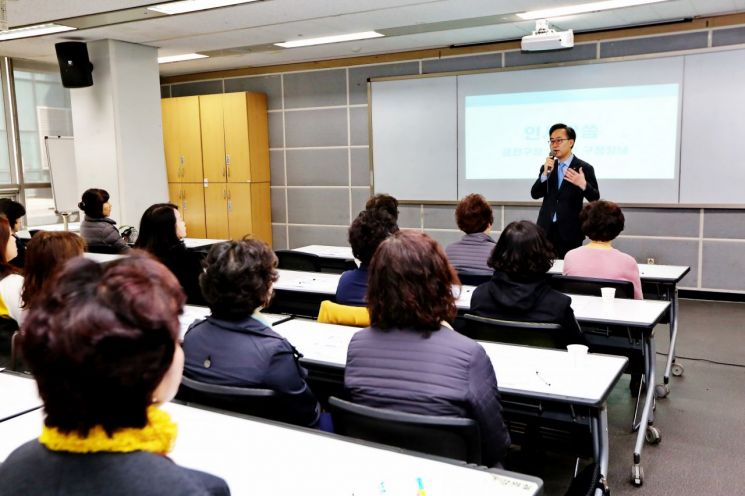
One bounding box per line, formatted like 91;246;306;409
464;84;679;180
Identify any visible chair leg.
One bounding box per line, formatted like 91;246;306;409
10;330;20;371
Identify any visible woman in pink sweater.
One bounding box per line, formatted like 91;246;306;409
563;200;643;299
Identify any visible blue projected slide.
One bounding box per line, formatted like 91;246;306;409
464;84;680;180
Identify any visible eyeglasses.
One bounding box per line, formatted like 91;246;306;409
548;138;570;145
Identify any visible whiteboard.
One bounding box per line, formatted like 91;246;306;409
371;76;457;201
44;136;80;213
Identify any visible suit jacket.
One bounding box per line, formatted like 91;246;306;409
530;155;600;246
345;324;511;467
0;440;229;496
183;315;321;427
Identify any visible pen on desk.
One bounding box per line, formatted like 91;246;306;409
416;477;426;496
535;370;551;386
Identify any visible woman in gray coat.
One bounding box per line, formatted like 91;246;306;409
344;230;511;467
78;188;129;253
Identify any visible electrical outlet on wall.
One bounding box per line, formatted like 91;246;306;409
647;257;655;265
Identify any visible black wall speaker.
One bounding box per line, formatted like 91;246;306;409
54;42;94;88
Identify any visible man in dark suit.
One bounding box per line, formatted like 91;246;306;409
530;123;600;258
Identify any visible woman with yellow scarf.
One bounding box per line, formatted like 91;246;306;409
0;253;229;495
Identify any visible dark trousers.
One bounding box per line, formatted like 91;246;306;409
546;223;582;259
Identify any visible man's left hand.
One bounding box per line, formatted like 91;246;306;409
564;167;587;190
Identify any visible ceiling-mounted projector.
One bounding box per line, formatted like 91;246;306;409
521;19;574;51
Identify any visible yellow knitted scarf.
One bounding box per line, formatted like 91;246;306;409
39;406;177;455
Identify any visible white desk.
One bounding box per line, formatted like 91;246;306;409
0;372;42;422
272;318;624;495
17;222;82;239
179;305;292;340
0;403;542;496
293;245;354;260
182;238;227;249
275;269;342;294
83;252;126;263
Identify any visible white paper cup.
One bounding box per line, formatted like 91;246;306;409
567;344;589;368
601;287;616;303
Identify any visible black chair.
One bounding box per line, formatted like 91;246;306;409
462;313;566;348
456;272;491;286
274;250;322;272
85;243;128;255
176;376;279;420
548;274;634;299
328;396;482;465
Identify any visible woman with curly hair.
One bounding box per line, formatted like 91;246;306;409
470;220;583;344
182;238;320;428
563;200;642;299
345;230;510;468
445;193;496;274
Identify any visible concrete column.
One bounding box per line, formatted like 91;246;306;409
70;39;167;226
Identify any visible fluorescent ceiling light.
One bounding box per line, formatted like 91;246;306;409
0;23;76;41
275;31;384;48
517;0;669;20
158;53;209;64
148;0;260;15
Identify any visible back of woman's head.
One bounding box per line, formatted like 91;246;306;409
348;209;397;265
134;203;180;258
199;238;278;320
0;198;26;229
368;230;457;331
365;194;399;222
455;194;493;234
488;220;555;276
19;253;185;436
78;188;109;218
22;231;86;309
0;215;17;278
580;200;625;242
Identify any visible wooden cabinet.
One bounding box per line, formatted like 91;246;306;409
168;183;207;238
162;92;272;245
162;97;204;183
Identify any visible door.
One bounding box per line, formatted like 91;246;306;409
162;99;182;182
169;183;207;238
199;94;227;183
177;97;205;183
204;182;230;239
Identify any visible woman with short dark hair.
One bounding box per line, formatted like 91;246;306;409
563;200;642;299
365;193;399;223
0;215;23;325
78;188;129;253
470;220;583;344
445;194;496;274
0;198;27;269
345;230;510;467
0;254;229;495
135;203;203;304
182;238;321;428
335;209;397;305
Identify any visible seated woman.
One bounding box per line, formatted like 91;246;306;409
0;255;229;495
22;232;86;315
0;198;27;268
135;203;203;304
335;209;397;306
445;194;496;274
563;200;643;299
183;238;320;428
345;230;510;468
78;188;129;253
0;215;23;325
470;220;583;344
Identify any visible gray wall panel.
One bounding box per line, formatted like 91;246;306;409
272;224;288;250
270;187;287;223
622;208;699;237
283;69;346;109
702;241;745;290
224;75;283;110
704;210;745;239
288;225;348;248
285;109;347;147
269;150;285;186
286;149;349;187
349;62;420;105
287;188;349;225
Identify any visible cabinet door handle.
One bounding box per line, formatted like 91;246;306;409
223;189;227;199
227;189;231;200
225;154;231;165
226;163;230;178
228;199;232;211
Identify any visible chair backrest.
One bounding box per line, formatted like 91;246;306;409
549;274;634;299
317;300;370;327
176;376;278;420
328;396;482;465
456;272;491;286
462;313;566;348
275;250;322;272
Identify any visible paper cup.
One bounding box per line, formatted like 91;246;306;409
601;287;616;303
567;344;589;368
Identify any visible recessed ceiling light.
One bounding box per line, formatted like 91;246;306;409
517;0;669;20
275;31;384;49
0;23;76;41
158;53;209;64
148;0;260;15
